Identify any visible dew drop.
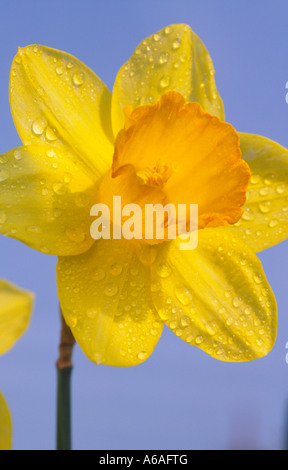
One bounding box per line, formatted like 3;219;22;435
253;273;263;284
92;268;105;281
65;227;86;243
172;38;182;50
104;283;118;297
264;173;276;185
14;150;23;161
153;33;161;42
195;335;203;344
69;315;78;328
64;173;72;184
158;52;169;65
45;127;57;141
94;353;102;365
110;264;123;276
46;149;56;158
268;219;278;228
74;192;90;207
26;225;41;233
259;201;271;213
159;76;170;88
232;296;243;308
137;351;147;361
175;285;193;306
206;322;217;335
250;174;261;185
72;72;84;86
276;184;286;194
86;308;98;319
0;169;9;182
242;207;255;221
56;65;64;75
156;263;171;278
259;187;269;196
52;182;67;195
32;118;47;135
224;290;232;299
158;308;169;321
180;315;191;327
150;280;161;293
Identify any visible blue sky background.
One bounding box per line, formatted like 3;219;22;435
0;0;288;450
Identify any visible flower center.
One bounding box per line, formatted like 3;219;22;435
97;91;250;244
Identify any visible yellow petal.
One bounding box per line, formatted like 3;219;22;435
57;240;163;366
0;145;96;256
151;228;277;361
224;133;288;252
0;391;12;450
0;280;34;355
112;24;224;136
10;45;114;178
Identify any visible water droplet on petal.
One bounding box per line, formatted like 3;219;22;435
232;296;243;308
259;201;271;213
206;322;217;335
14;150;23;160
104;283;118;297
0;169;9;182
156;263;171;278
32;118;47;135
86;308;98;319
56;65;64;75
276;184;286;194
172;38;182;50
242;207;255;221
92;268;105;281
250;174;261;185
110;264;123;276
195;335;203;344
159;76;170;88
153;33;161;42
45;127;57;141
137;351;147;361
150;280;161;292
65;227;86;243
175;285;193;306
259;187;269;196
158;52;170;65
269;219;278;228
73;72;84;86
253;273;263;284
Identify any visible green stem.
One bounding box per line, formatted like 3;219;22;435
57;366;72;450
56;310;75;451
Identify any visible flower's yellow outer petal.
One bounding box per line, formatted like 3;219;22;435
112;24;224;136
151;228;277;361
57;240;163;366
225;133;288;252
0;280;34;355
10;45;114;178
0;391;12;450
0;145;97;256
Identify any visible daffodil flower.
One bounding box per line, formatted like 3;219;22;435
0;24;287;367
0;280;34;450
